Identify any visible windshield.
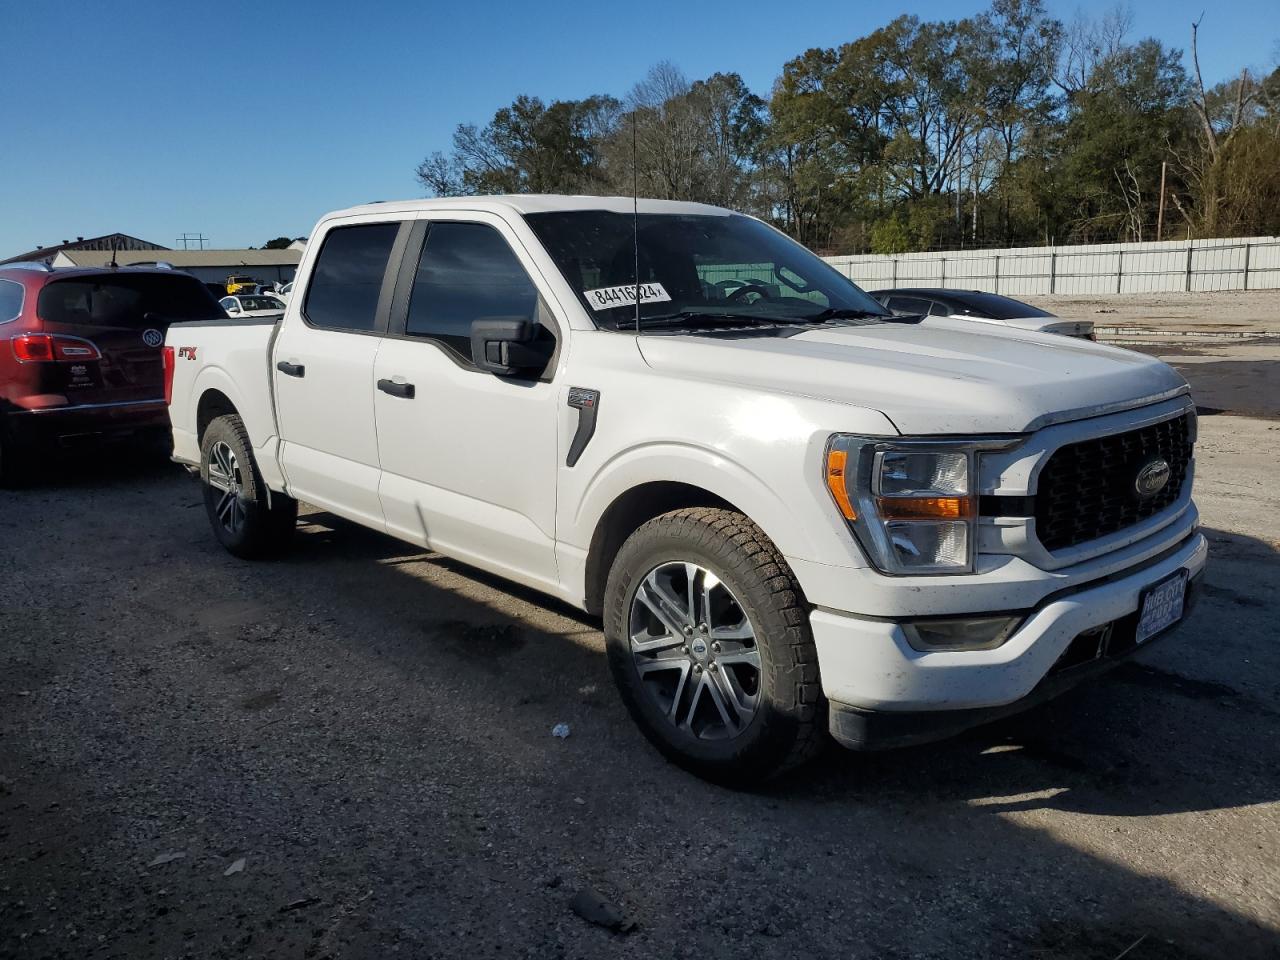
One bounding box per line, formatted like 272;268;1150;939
239;296;284;311
523;211;889;329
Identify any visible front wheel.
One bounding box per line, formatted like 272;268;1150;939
603;507;826;785
200;414;297;559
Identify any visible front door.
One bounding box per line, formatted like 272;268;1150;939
274;219;404;528
372;215;561;593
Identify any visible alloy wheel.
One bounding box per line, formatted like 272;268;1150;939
206;440;246;535
628;561;761;740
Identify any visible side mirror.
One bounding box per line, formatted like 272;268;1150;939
470;316;551;377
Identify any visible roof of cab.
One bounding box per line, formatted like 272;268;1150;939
323;195;736;221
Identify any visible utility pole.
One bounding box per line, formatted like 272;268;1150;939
1156;161;1168;242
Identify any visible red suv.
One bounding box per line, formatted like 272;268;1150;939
0;262;224;483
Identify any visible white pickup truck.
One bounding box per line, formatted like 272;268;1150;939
164;196;1206;784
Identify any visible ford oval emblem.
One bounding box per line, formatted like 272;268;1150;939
142;328;164;348
1134;458;1171;498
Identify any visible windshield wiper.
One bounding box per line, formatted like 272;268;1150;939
630;310;813;330
802;307;890;322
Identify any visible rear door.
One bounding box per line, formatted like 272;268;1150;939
273;219;408;529
35;272;223;405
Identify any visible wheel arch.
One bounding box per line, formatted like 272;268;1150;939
196;387;239;444
583;481;741;616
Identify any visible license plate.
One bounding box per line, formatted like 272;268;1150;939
1135;570;1188;644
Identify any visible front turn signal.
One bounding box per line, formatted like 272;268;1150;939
826;448;857;520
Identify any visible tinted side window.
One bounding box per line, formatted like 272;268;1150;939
405;222;538;359
0;279;24;323
304;223;399;331
928;300;951;316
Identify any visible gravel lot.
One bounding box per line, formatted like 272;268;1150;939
3;375;1278;959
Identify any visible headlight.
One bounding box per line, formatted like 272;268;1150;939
825;436;1007;575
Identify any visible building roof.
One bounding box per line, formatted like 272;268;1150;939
53;248;303;268
0;232;168;265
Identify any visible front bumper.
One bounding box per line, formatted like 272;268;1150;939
811;530;1208;744
4;399;169;448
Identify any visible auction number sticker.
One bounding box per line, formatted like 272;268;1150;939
583;282;672;311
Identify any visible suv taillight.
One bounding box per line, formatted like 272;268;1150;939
11;333;102;362
162;346;175;405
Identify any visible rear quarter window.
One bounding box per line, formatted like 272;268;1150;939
953;292;1054;320
0;278;23;323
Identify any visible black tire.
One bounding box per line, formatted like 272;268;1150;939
603;507;826;786
199;414;297;559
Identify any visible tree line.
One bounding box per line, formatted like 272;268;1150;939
416;1;1280;254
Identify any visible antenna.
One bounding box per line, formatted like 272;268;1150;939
632;112;641;331
108;234;119;269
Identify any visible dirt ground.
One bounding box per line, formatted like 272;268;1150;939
2;363;1278;959
1033;289;1280;336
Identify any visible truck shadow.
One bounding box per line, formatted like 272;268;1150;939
287;510;1279;825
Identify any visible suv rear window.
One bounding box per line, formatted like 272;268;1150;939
38;274;221;326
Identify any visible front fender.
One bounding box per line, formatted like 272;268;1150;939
565;438;865;572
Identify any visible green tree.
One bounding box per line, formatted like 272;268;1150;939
417;94;620;196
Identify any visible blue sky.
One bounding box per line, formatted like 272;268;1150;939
1;0;1274;257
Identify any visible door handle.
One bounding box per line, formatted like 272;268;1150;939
377;378;415;399
276;360;305;377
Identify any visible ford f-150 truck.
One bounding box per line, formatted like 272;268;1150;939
164;196;1206;784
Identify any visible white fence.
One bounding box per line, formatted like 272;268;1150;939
823;236;1280;296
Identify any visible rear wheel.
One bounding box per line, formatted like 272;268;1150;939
603;507;826;785
200;414;297;558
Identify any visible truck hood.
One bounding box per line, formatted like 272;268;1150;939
636;322;1187;434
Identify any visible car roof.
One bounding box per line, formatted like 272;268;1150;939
872;288;992;300
322;194;735;221
0;263;200;288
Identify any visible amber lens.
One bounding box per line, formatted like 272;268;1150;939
826;449;857;520
876;496;974;520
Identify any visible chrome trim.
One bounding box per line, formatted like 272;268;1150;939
1025;400;1195;492
15;398;165;415
980;397;1197;570
1019;384;1191;434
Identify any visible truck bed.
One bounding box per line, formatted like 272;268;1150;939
165;319;282;481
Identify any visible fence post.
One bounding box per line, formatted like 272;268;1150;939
993;254;1000;293
1185;246;1194;292
940;256;946;287
892;258;898;286
1243;242;1251;291
1116;250;1123;294
1049;251;1056;294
